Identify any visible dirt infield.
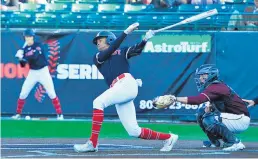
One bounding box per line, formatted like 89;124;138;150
1;138;258;158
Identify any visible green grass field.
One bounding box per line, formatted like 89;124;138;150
1;119;257;142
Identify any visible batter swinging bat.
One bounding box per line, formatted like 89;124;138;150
154;9;218;33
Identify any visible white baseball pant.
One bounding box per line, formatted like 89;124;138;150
93;73;142;137
221;113;250;134
19;66;57;100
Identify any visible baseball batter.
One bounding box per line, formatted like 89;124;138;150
73;23;178;152
12;29;64;120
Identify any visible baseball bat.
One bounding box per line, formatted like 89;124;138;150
22;42;27;48
15;42;27;59
154;9;218;33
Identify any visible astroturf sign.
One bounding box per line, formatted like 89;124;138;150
143;34;212;53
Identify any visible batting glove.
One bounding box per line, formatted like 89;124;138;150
144;30;155;41
15;49;24;59
124;22;139;34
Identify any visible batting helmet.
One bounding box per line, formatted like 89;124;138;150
195;64;219;92
93;31;117;45
23;29;35;37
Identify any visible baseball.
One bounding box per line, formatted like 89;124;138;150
25;116;31;120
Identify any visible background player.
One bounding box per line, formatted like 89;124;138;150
73;23;178;153
12;28;64;120
170;64;250;151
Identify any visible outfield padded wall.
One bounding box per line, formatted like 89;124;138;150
1;30;258;120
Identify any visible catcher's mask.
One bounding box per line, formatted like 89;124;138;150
93;31;117;45
195;64;219;92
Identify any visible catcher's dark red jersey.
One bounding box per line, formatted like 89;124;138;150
188;83;249;117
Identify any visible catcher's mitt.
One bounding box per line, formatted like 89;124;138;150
152;95;176;109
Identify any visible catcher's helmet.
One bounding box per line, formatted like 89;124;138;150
93;31;116;45
23;29;35;37
195;64;219;92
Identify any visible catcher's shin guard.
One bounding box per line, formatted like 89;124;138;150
197;106;206;132
204;134;223;147
197;109;223;147
202;113;237;144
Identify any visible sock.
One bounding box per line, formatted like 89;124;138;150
16;98;25;114
90;109;104;148
52;97;62;114
139;128;171;140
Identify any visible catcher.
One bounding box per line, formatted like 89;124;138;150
153;64;250;151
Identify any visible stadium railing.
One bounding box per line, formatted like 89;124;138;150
1;3;258;30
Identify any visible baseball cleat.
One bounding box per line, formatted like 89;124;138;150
57;114;64;120
74;140;98;153
203;140;216;148
223;141;245;151
11;114;21;120
160;133;178;152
